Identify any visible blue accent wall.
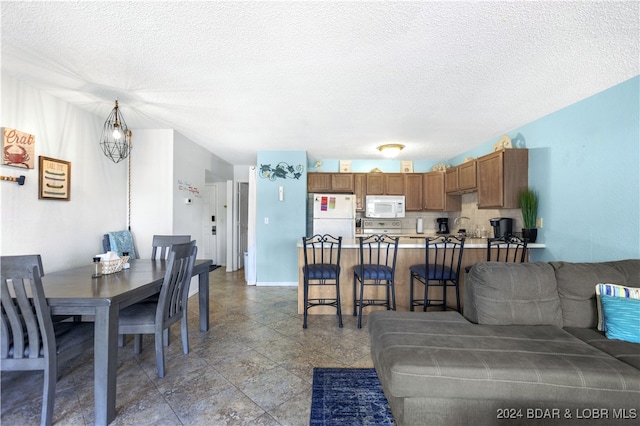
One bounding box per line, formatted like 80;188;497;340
256;151;307;283
450;76;639;262
258;77;639;284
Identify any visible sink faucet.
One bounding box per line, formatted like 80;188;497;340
454;216;470;226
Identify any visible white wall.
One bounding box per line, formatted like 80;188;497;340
129;129;174;257
130;129;234;259
0;76;127;271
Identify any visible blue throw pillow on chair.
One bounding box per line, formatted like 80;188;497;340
107;230;137;259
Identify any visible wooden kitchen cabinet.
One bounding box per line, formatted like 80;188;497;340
458;160;477;191
385;174;404;195
445;167;458;193
423;172;461;211
477;149;528;209
354;173;366;211
366;174;384;195
366;173;403;195
307;173;354;193
404;174;423;211
445;161;476;194
331;173;354;192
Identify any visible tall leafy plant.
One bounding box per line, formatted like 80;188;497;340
519;189;538;229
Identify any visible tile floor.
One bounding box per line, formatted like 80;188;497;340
1;268;374;425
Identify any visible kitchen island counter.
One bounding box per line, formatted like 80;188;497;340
297;237;545;315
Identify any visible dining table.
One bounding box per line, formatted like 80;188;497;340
42;258;213;425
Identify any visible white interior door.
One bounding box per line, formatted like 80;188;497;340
237;182;249;268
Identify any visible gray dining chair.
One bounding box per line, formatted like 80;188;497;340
119;234;193;348
118;241;197;378
151;235;191;259
1;255;94;426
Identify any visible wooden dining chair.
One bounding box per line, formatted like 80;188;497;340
118;241;197;378
151;235;191;260
119;234;193;348
1;255;94;426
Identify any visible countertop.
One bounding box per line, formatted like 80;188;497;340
299;235;546;249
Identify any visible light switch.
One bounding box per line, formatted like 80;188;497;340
264;217;269;224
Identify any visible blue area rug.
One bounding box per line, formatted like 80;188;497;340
310;368;394;425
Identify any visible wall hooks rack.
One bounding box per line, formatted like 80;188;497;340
0;175;25;185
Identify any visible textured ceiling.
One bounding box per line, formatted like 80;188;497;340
1;1;638;165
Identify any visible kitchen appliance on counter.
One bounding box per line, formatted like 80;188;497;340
436;218;449;234
365;195;405;218
308;193;356;238
489;217;513;238
361;219;402;235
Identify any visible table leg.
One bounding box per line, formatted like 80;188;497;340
198;268;209;332
94;305;119;425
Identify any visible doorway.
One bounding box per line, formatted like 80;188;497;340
237;182;249;269
203;183;227;267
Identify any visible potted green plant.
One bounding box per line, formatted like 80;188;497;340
518;188;538;243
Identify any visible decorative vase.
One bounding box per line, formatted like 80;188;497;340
522;228;538;243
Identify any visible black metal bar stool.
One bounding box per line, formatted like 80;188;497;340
465;234;528;274
410;235;465;312
301;234;343;329
353;234;400;328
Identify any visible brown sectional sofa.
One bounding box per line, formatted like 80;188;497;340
368;260;640;425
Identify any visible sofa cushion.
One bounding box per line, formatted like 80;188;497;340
564;327;640;370
550;261;631;328
463;262;562;326
369;311;640;408
608;259;640;285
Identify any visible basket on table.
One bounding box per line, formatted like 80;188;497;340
101;255;129;274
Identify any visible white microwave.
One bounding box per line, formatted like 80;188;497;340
365;195;405;218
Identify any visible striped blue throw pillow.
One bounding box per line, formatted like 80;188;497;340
599;294;640;344
595;283;640;330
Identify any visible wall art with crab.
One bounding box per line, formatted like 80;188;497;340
3;127;35;169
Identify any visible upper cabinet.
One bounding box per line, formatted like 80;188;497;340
477;149;528;209
423;172;461;211
458;160;477;191
366;173;403;195
404;174;423;211
307;148;527;210
445;160;476;194
308;173;354;193
444;167;458;193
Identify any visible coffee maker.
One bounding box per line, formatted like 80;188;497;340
489;217;513;238
436;218;449;234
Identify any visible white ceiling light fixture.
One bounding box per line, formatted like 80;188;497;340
377;144;405;159
100;100;133;163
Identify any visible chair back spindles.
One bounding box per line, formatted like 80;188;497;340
353;234;399;328
301;234;343;329
1;254;94;426
151;235;191;260
410;236;465;312
487;235;528;264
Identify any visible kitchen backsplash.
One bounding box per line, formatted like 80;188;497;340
358;192;523;235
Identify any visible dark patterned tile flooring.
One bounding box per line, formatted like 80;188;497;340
1;268;373;425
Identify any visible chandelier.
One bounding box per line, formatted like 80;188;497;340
100;100;132;163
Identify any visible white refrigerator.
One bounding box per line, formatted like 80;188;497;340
308;193;356;238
